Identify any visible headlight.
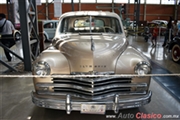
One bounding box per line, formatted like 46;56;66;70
134;61;151;75
33;61;50;76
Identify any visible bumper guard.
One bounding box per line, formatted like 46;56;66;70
31;91;152;114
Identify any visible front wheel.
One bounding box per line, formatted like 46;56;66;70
13;31;21;41
171;44;180;62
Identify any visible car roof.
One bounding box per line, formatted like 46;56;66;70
60;11;119;19
43;20;59;24
151;20;168;24
148;22;159;24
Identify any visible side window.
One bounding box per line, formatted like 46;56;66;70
112;18;122;33
94;19;104;27
103;17;122;33
111;18;116;31
74;19;85;27
60;18;68;33
44;22;54;28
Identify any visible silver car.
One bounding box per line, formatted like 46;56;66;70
43;20;59;42
32;11;152;114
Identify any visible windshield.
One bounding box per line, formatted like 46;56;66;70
59;16;122;34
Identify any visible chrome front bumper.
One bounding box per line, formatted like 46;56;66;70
31;91;152;114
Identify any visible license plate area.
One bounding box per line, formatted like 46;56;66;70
81;104;106;114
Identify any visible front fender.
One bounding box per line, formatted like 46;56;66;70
115;46;150;74
33;49;70;75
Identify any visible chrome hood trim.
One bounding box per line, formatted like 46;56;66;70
58;34;128;73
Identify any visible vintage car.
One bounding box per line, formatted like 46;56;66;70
147;22;167;36
151;20;168;27
169;36;180;62
32;11;152;114
43;20;59;42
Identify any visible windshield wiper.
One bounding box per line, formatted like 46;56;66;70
78;33;102;35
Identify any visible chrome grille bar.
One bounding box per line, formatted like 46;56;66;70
36;83;147;93
53;77;132;83
36;77;148;99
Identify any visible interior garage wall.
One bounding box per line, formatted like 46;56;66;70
0;3;180;22
145;5;178;21
37;3;180;21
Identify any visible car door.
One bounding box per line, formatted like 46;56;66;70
44;21;56;39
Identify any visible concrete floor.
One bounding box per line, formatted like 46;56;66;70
0;35;180;120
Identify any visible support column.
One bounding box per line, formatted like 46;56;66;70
112;0;114;12
174;0;178;20
18;0;40;71
144;0;147;21
71;0;74;11
46;0;49;20
18;0;32;71
134;0;140;28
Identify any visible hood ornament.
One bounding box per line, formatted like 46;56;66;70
91;37;95;51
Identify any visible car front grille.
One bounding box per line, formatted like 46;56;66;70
36;76;148;100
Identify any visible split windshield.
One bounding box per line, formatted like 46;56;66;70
59;16;122;34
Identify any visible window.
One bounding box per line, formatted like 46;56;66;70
0;0;6;3
63;0;79;3
81;0;96;3
161;0;176;4
129;0;145;4
146;0;160;4
60;16;122;34
114;0;128;3
44;22;54;28
97;0;112;3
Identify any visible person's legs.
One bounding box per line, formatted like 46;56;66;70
154;36;157;47
3;48;12;61
162;31;169;47
1;39;15;62
151;36;155;47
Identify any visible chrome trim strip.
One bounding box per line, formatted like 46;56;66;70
31;91;152;114
70;71;115;75
52;76;131;82
36;91;147;100
53;79;132;86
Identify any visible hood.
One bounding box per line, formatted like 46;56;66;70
58;34;128;74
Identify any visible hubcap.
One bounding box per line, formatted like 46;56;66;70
172;45;180;61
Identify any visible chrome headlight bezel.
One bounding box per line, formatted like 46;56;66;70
33;61;51;76
134;61;151;76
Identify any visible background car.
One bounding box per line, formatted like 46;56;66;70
169;36;180;62
43;20;59;42
147;22;167;36
151;20;168;27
